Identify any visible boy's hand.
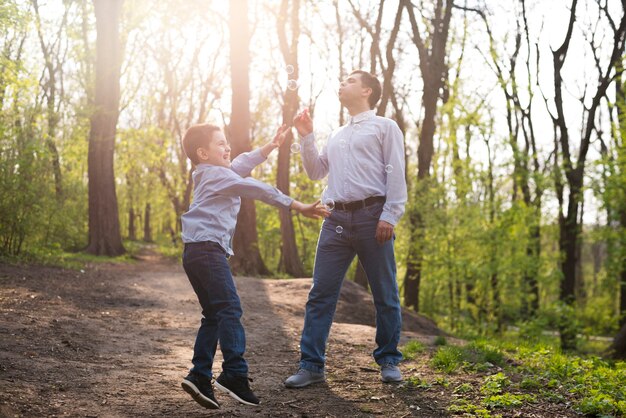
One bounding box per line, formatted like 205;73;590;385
290;199;330;219
261;124;291;157
293;108;313;137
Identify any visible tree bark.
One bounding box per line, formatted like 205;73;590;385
614;43;626;330
548;0;626;350
276;0;305;277
128;206;136;241
32;0;65;200
402;0;453;311
610;321;626;359
143;203;152;243
228;0;269;275
86;0;125;256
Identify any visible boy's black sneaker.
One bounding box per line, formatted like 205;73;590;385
214;373;260;406
181;373;220;409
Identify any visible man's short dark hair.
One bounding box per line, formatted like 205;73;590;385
350;70;382;109
182;123;221;165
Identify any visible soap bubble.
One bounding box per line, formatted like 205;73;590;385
287;79;299;90
290;143;301;153
335;225;343;234
384;164;393;173
286;64;294;74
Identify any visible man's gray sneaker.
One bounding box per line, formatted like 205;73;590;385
380;364;402;383
284;368;325;388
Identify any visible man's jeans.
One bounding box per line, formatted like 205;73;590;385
299;201;403;373
183;241;248;378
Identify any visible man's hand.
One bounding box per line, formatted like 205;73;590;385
290;199;330;219
293;108;313;137
375;220;394;244
261;124;290;157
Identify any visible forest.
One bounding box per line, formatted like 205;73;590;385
1;0;626;416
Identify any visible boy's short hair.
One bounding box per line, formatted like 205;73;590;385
182;123;221;165
350;70;382;109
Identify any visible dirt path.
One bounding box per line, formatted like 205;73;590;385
0;255;451;417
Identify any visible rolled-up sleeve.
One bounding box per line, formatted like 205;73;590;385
380;121;407;225
300;133;329;180
207;168;294;208
230;148;267;177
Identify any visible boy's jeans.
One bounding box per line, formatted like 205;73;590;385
299;201;403;373
183;241;248;378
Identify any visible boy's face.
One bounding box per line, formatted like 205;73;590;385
196;130;231;168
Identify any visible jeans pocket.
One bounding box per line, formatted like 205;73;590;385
183;251;209;267
184;242;217;266
363;202;384;220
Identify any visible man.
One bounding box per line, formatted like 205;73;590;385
285;70;407;388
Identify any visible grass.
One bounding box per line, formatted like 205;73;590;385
402;335;626;417
401;340;426;360
430;340;506;374
0;239;181;270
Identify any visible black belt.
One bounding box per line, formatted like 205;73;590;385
334;196;385;211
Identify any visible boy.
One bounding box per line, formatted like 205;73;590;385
179;123;327;409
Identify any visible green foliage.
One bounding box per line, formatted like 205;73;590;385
447;399;494;417
401;340;426;361
405;375;432;390
519;376;541;390
482;393;535;409
480;373;510;396
466;340;505;367
453;382;473;394
430;340;506;376
431;345;464;373
434;335;447;346
413;336;625;416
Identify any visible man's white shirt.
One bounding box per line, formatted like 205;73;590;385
300;109;407;226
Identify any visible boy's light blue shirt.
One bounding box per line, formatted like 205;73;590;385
181;148;294;256
300;109;407;226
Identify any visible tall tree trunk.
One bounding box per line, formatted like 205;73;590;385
86;0;124;256
143;203;152;243
32;0;65;200
228;0;269;275
548;0;626;350
614;47;626;329
128;206;136;241
276;0;305;277
402;0;453;312
610;321;626;359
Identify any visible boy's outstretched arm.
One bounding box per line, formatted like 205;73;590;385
290;199;330;219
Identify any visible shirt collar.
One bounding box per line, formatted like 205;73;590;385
348;109;376;124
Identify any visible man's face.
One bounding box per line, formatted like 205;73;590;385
197;130;231;168
338;73;370;107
